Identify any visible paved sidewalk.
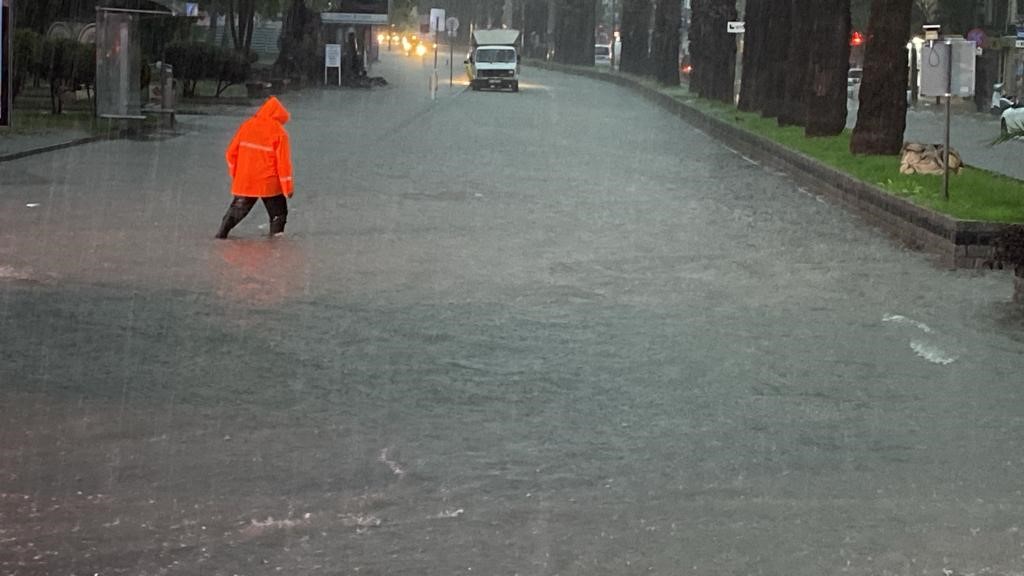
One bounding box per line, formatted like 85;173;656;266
0;128;97;161
0;100;258;162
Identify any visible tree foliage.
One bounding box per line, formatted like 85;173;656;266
275;0;322;83
14;0;94;33
164;41;255;97
12;29;44;101
38;38;95;114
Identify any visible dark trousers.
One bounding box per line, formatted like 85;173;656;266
216;195;288;238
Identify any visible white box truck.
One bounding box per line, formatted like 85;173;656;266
466;29;521;92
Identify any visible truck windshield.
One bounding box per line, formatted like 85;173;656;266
476;48;517;63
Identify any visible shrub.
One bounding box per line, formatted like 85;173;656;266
214;49;254;97
12;29;43;101
38;38;95;114
163;42;253;98
164;41;217;97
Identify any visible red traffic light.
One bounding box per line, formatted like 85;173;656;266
850;31;864;47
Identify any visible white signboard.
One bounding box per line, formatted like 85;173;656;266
920;40;976;97
321;12;388;24
325;44;342;86
446;16;460;34
430;8;446;34
727;21;745;34
325;44;342;68
1016;39;1024;49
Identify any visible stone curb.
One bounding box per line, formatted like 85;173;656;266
526;60;1024;270
0;135;109;164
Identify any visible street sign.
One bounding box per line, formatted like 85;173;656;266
430;8;445;34
321;0;388;24
184;2;198;17
324;44;341;86
966;27;987;48
446;16;459;33
727;21;745;34
1016;39;1024;49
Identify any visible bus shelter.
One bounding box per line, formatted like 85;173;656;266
96;0;186;120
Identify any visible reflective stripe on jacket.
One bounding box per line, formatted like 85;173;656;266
225;96;294;198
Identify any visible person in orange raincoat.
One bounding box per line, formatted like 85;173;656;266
216;96;294;239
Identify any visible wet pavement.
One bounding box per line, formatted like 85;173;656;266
2;52;1024;576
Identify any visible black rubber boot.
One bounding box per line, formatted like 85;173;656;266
269;215;287;236
216;198;256;239
215;214;236;239
216;211;243;239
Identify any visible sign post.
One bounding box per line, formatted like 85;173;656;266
727;21;744;105
325;44;342;86
920;37;975;201
447;16;459;88
428;9;445;99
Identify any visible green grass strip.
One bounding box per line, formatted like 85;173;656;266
673;92;1024;223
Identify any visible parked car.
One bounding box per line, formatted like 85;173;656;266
1000;103;1024;137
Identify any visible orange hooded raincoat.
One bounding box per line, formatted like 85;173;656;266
225;96;294;198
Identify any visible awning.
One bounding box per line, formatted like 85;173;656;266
98;0;188;16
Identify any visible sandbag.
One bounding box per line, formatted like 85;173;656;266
900;142;963;175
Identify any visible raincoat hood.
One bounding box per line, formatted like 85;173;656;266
255;96;290;125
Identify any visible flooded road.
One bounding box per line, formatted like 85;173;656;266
2;53;1024;576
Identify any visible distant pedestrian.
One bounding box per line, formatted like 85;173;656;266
216;96;294;239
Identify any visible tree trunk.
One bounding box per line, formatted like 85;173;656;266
738;0;767;112
207;4;220;45
850;0;912;155
778;0;812;127
651;0;681;85
275;0;321;82
244;0;256;53
805;0;851;136
760;0;791;118
619;0;652;75
227;0;238;50
553;0;596;66
690;0;736;102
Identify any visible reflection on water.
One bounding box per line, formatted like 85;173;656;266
211;237;308;307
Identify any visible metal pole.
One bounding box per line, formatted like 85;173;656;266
943;39;952;202
450;35;454;87
433;42;439;99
